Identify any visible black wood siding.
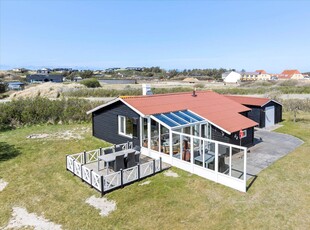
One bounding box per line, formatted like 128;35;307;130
92;101;141;146
263;101;282;124
244;101;282;128
211;125;254;147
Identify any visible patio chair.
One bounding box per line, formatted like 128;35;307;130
135;152;141;164
126;151;136;168
133;145;141;153
104;148;113;155
114;155;125;172
114;145;123;152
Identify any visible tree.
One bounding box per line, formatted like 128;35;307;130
79;70;94;79
0;82;7;93
80;78;101;88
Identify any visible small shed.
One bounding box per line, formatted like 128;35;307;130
226;95;282;128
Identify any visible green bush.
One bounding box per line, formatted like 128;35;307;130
80;78;101;88
278;80;298;87
0;97;101;130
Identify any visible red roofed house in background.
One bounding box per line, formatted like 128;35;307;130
256;70;271;81
279;69;304;80
86;91;282;192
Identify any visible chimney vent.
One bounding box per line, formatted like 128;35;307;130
192;88;197;97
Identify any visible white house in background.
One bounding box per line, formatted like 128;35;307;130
256;70;271;81
222;71;242;83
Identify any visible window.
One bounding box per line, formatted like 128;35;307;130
241;129;247;139
118;116;133;137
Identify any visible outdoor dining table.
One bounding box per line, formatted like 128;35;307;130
194;151;216;167
98;149;137;175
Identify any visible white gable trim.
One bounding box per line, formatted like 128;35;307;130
261;99;283;107
119;98;145;117
86;97;120;114
86;97;146;117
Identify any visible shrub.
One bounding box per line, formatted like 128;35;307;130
0;97;101;130
80;78;101;88
194;83;205;89
278;80;298;87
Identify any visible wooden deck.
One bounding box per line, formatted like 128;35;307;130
85;155;170;176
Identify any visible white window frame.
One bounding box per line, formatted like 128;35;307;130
118;115;133;138
241;129;247;139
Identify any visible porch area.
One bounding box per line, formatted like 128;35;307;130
66;142;170;194
140;110;249;192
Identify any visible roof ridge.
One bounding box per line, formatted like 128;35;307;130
226;95;269;100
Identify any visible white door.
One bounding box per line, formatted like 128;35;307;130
265;106;275;127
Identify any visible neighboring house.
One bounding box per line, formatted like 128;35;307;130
7;82;25;90
12;68;28;73
221;71;242;83
278;70;304;80
256;70;271;80
240;71;259;81
37;68;51;75
225;95;282;128
26;74;64;83
125;67;144;71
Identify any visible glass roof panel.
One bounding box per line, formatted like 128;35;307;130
153;110;205;128
181;110;204;121
164;113;188;125
153;114;178;127
174;111;197;122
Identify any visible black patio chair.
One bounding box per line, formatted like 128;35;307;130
133;145;141;152
135;152;141;164
104;148;113;155
126;151;136;168
114;145;123;152
114;155;125;172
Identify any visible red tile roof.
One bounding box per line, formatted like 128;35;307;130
122;91;257;134
225;95;270;107
255;70;267;74
279;69;301;79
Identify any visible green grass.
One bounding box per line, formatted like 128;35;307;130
0;114;309;229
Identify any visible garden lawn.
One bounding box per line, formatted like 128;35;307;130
0;114;309;229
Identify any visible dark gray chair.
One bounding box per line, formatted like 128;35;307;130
114;155;125;172
135;152;141;164
133;145;141;152
104;148;113;154
126;151;136;168
114;145;123;152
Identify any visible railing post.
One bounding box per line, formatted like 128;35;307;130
101;176;104;197
153;159;156;175
138;164;140;180
66;155;68;171
81;165;84;181
90;169;93;188
120;169;124;188
100;147;102;156
160;157;162;171
83;151;87;164
72;159;75;176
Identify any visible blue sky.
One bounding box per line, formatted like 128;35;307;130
0;0;309;72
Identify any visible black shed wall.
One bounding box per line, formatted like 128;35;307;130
211;125;254;147
244;101;282;128
92;101;141;146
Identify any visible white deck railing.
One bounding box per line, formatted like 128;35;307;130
66;142;164;194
